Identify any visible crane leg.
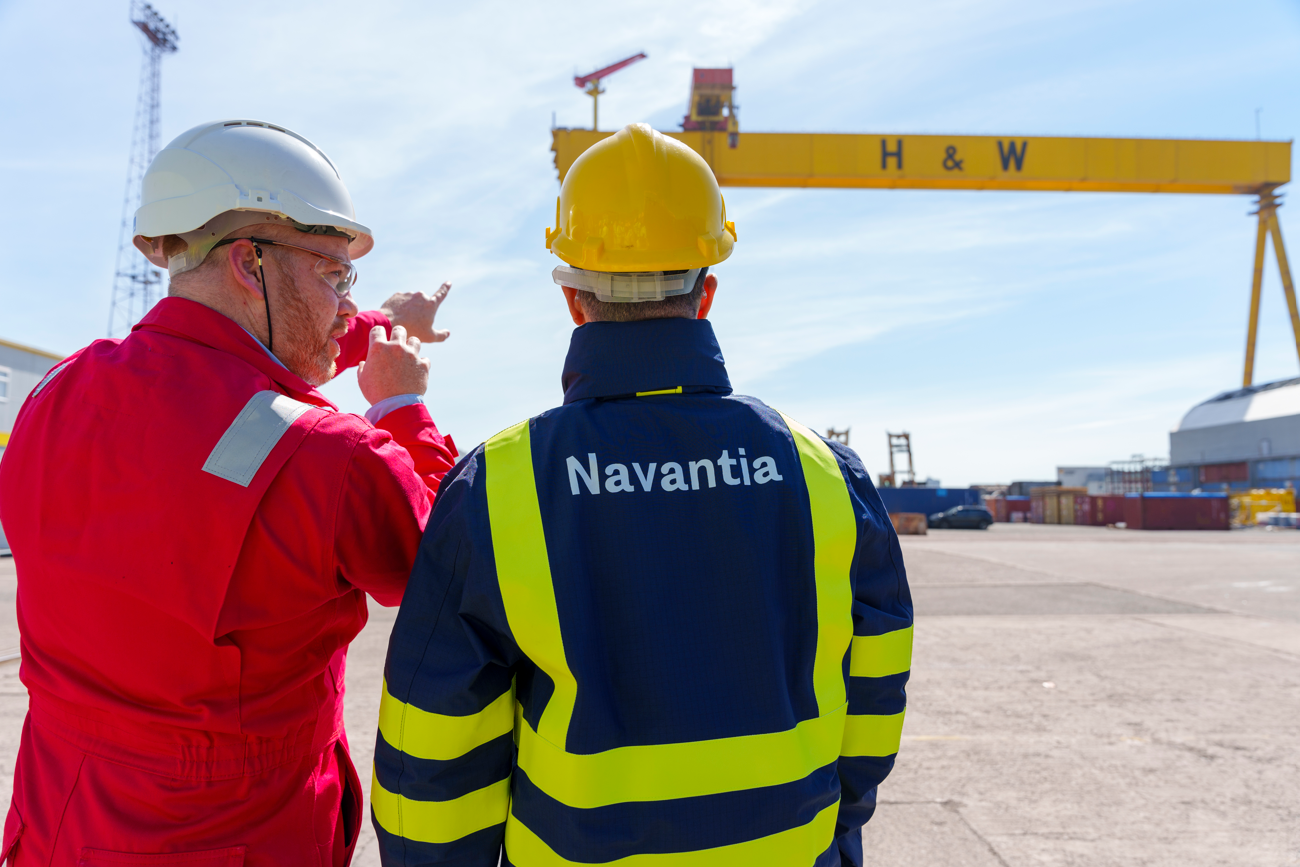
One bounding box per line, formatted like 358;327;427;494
1267;211;1300;374
1244;206;1269;387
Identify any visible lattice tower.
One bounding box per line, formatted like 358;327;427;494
108;2;178;337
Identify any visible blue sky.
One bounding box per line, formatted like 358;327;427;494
2;0;1298;485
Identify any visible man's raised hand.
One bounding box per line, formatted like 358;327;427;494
379;284;452;344
358;325;431;405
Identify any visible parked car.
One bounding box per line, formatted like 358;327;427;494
928;505;993;529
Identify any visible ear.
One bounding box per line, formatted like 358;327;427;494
696;273;718;319
561;285;587;325
222;239;267;302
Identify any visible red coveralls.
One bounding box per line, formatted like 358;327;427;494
0;298;457;866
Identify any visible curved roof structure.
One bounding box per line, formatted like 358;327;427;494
1177;377;1300;432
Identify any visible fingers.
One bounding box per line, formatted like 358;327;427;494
406;334;422;351
369;324;386;345
390;325;407;345
431;329;451;343
433;282;451;302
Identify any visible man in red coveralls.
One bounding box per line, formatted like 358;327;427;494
0;120;459;866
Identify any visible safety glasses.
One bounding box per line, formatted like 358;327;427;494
212;236;358;298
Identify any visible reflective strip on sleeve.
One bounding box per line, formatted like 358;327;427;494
505;798;840;866
516;704;847;809
370;770;509;845
377;679;514;762
841;710;906;757
202;390;313;487
31;362;69;397
849;626;914;678
635;386;683;397
778;412;856;716
484;419;578;748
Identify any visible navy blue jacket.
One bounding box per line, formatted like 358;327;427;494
373;318;913;866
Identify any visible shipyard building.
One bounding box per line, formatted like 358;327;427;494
1170;377;1300;491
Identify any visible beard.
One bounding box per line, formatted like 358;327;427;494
271;258;339;387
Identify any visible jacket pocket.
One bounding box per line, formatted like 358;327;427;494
78;847;246;866
1;805;22;865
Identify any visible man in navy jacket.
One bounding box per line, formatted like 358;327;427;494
371;123;913;867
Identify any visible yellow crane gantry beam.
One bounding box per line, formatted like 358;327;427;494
552;129;1289;194
551;128;1296;385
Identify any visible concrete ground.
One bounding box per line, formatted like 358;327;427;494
1;522;1298;865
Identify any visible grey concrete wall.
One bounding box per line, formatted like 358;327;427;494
1170;414;1300;465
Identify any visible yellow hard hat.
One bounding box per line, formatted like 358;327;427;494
546;123;736;273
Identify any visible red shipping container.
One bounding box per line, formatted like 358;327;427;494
1200;462;1248;484
1006;496;1031;520
1088;495;1126;526
984;497;1009;522
1123;493;1229;530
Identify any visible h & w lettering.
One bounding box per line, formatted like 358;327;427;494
998;140;1028;172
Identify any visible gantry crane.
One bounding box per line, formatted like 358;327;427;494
551;68;1296;387
879;433;916;489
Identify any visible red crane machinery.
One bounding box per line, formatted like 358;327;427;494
681;68;739;148
574;52;646;132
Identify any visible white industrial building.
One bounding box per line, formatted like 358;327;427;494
1170;376;1300;490
0;337;64;554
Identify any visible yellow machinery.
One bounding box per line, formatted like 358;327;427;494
1229;488;1297;527
552;69;1296;387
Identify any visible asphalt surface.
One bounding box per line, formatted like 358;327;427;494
1;522;1298;866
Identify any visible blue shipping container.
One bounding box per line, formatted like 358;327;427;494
878;487;982;515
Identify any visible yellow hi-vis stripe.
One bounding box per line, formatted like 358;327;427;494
635;386;683;396
505;799;840;866
778;412;856;716
849;626;914;678
516;704;847;809
842;710;906;757
485;419;578;748
371;771;509;844
378;679;514;761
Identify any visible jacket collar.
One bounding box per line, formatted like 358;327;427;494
561;318;732;404
133;297;336;408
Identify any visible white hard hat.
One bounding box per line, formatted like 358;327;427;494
132;119;374;276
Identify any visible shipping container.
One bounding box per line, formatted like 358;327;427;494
1006;496;1031;520
1123;492;1230;530
1031;486;1086;524
1009;481;1058;497
1200;462;1249;484
1082;495;1126;526
877;487;981;516
1029;487;1049;523
984;497;1009;522
1057;488;1087;525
